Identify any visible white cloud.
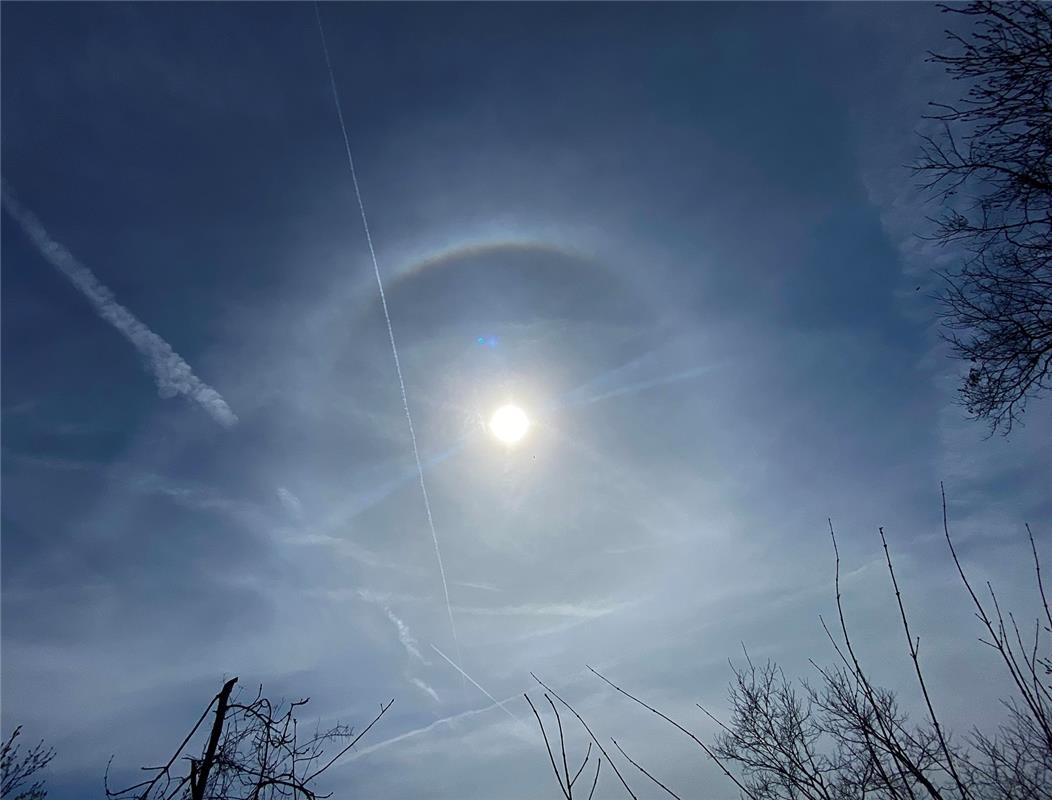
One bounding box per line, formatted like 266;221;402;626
1;185;238;427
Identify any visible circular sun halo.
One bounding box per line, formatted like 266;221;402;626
489;404;530;444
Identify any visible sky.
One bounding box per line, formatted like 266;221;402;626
2;3;1050;799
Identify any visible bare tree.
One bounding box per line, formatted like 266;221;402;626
697;657;949;800
572;488;1050;800
915;1;1052;433
700;502;1052;800
1;728;54;800
105;677;393;800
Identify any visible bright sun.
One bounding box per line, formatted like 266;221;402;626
489;404;530;444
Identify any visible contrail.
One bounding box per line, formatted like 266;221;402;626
430;644;525;727
318;439;466;537
563;364;718;408
313;4;461;669
1;185;238;427
347;691;528;760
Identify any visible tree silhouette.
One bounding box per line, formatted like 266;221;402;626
916;2;1052;434
105;678;392;800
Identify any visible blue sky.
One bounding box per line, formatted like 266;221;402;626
2;4;1049;799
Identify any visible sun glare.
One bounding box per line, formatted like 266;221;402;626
489;404;530;444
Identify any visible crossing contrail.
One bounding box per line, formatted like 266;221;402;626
348;691;529;760
313;3;461;670
431;644;525;727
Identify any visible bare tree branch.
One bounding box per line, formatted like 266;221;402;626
530;674;639;800
1;728;54;800
610;738;683;800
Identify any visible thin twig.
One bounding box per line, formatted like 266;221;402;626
611;738;683;800
532;673;639;800
879;527;972;800
586;666;756;800
526;693;570;799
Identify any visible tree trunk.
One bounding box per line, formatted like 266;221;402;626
191;678;238;800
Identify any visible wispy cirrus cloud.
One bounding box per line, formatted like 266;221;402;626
1;184;238;427
411;677;441;703
355;590;445;704
276;486;303;517
355;590;427;661
384;605;427;664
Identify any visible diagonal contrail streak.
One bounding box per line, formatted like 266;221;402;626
1;184;238;427
347;690;529;760
312;3;462;672
561;364;720;409
431;644;526;727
